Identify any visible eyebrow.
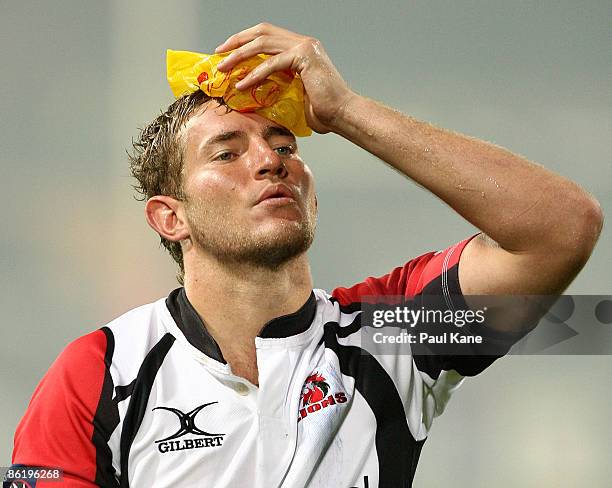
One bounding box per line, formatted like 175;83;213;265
199;125;296;154
262;125;296;141
202;130;245;149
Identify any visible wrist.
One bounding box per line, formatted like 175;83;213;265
326;91;361;134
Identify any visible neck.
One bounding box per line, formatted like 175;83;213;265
183;251;313;351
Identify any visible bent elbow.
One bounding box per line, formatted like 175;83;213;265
564;194;604;266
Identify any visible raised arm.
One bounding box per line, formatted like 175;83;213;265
327;95;603;293
217;23;604;332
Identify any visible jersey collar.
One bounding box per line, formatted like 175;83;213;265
165;287;317;363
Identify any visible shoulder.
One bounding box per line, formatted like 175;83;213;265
36;296;173;396
43;297;164;369
56;328;109;369
330;236;476;306
12;328;111;467
12;295;176;476
24;329;111;413
99;296;178;386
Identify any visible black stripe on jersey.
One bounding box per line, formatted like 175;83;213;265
417;261;460;301
323;322;425;488
335;313;362;339
329;296;364;315
113;379;135;405
93;327;120;487
412;263;517;379
119;333;175;488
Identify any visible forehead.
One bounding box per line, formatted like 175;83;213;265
182;102;288;149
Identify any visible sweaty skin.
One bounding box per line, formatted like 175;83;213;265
147;23;603;383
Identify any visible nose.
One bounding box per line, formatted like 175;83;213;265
252;142;288;180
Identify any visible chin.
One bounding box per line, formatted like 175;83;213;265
188;207;316;269
257;217;304;235
235;221;315;270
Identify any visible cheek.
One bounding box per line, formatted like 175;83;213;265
288;160;313;189
299;170;316;205
186;171;240;204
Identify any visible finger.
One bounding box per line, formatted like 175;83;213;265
215;22;301;53
234;50;295;90
216;35;296;72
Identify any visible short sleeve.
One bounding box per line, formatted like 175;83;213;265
11;328;119;487
332;235;525;378
332;236;474;301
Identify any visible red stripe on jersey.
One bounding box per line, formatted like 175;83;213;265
12;329;108;485
332;235;477;305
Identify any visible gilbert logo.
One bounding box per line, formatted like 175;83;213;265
298;372;347;422
153;401;225;453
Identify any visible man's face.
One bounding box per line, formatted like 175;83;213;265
179;102;317;269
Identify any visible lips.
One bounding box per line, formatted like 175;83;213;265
255;184;296;205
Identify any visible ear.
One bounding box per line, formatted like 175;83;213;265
145;196;190;242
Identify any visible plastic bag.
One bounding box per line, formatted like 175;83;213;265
167;49;312;137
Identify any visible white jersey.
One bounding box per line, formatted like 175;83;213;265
12;237;522;487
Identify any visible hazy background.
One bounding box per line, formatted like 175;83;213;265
1;1;610;486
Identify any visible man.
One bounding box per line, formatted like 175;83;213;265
10;23;602;487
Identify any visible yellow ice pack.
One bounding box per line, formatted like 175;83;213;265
166;49;312;137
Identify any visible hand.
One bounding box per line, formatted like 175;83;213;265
215;23;355;134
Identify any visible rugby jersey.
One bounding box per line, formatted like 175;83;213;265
11;237;524;487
